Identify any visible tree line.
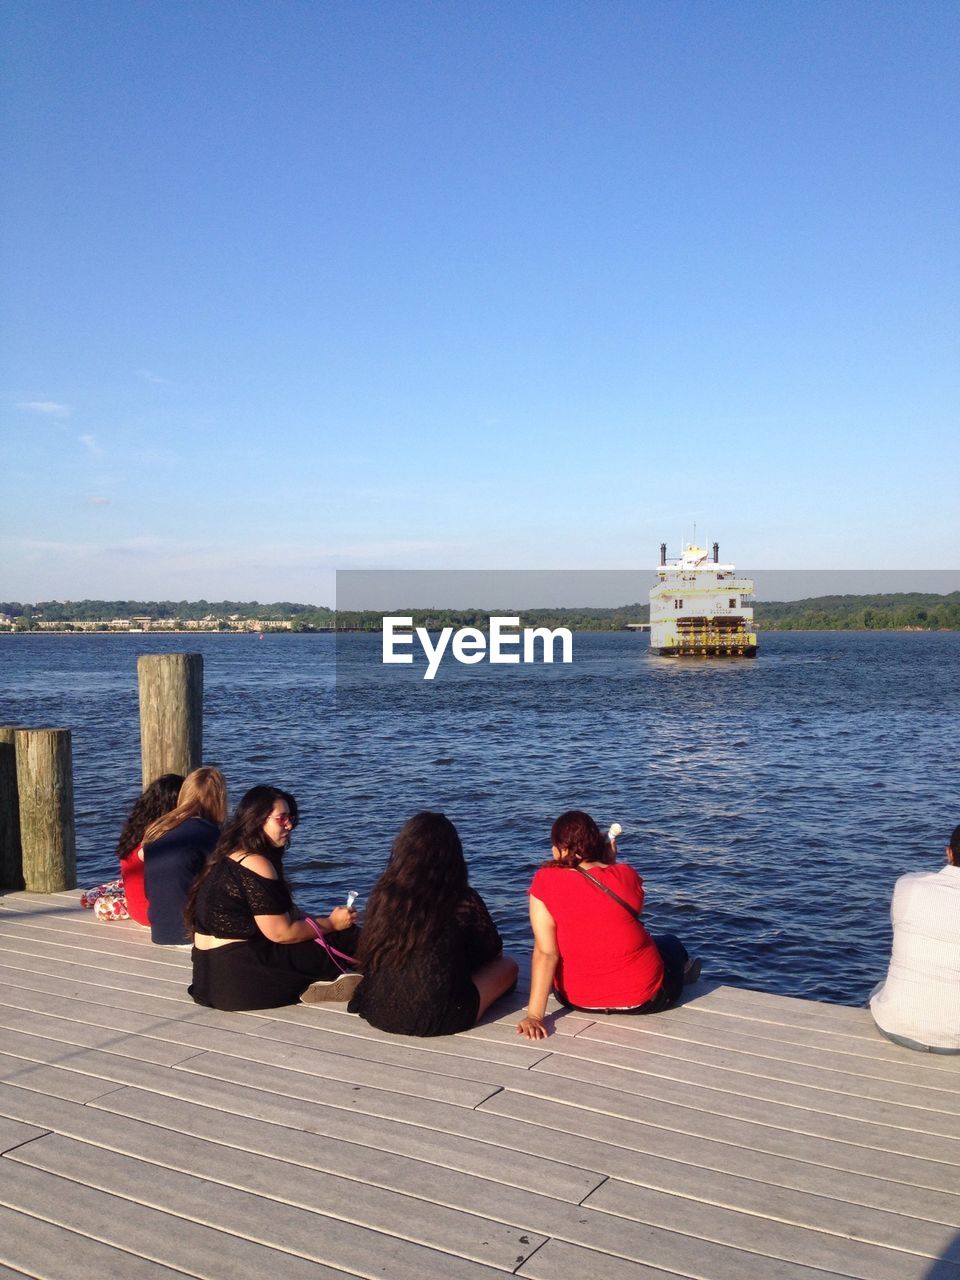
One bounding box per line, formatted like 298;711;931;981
2;593;958;632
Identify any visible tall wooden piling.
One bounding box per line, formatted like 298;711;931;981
0;727;25;891
15;728;76;892
138;653;203;787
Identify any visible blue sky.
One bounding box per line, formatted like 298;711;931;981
2;1;958;605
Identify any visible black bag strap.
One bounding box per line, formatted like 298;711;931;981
572;865;641;922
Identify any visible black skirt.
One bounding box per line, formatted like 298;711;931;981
189;930;358;1011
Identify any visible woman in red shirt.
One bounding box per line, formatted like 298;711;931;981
517;810;700;1039
117;774;185;924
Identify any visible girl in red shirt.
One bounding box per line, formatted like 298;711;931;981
81;773;183;924
117;773;184;924
517;810;700;1039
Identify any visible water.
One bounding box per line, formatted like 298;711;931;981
2;630;957;1007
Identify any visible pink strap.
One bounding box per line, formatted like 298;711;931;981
304;916;357;973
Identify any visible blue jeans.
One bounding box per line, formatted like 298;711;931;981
874;1023;960;1055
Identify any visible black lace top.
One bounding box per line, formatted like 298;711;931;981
348;887;503;1037
194;857;293;939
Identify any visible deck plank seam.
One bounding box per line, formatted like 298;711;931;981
6;1133;551;1273
77;1093;607;1206
0;1130;52;1158
510;1234;551;1275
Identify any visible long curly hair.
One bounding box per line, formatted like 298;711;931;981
549;810;614;868
142;766;228;845
184;785;298;933
115;774;184;860
357;812;469;971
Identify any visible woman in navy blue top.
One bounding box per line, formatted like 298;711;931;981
142;767;227;945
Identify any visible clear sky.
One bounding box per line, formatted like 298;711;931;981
2;1;958;605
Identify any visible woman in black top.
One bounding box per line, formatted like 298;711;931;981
186;786;360;1010
348;812;518;1036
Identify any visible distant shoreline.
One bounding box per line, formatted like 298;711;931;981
3;625;958;636
2;591;957;634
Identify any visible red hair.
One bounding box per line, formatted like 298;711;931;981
550;810;613;867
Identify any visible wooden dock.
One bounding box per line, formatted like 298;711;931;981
0;891;959;1279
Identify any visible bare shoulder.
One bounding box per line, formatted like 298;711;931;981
230;851;278;880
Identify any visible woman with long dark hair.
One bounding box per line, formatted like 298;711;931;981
142;766;228;945
186;785;360;1011
517;810;700;1039
80;773;184;923
117;773;185;924
348;812;518;1036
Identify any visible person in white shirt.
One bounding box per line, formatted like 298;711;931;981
870;825;960;1054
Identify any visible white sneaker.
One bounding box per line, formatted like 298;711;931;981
300;972;362;1004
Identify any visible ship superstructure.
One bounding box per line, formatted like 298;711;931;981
649;542;757;657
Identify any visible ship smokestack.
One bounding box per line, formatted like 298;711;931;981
660;542;667;566
712;542;719;563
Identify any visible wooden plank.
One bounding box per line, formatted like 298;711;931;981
0;959;221;1023
5;1130;891;1280
0;953;274;1032
0;1006;209;1068
8;1133;545;1275
0;916;186;965
0;940;545;1074
0;908;145;939
581;1177;960;1280
252;1018;552;1082
482;1088;960;1199
530;1037;960;1136
0;943;195;997
106;1083;606;1217
83;1079;960;1262
0;1159;353;1280
0;1038;511;1134
175;1045;508;1107
694;984;882;1034
517;1237;826;1280
0;929;187;978
0;1050;127;1104
557;1015;960;1110
0;979;301;1058
0;1116;47;1153
0;1074;601;1206
587;1167;960;1259
260;1003;551;1069
97;1083;604;1203
648;1002;960;1078
0;1202;189;1279
482;1055;960;1166
487;1082;960;1227
4;895;960;1280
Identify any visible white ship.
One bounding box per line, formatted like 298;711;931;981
649;541;758;657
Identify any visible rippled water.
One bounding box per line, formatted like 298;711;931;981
2;630;957;1006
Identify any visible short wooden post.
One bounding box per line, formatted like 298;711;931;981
0;727;25;891
138;653;203;787
15;728;76;892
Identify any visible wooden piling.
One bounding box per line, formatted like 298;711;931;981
137;652;203;787
0;727;25;891
14;728;76;892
